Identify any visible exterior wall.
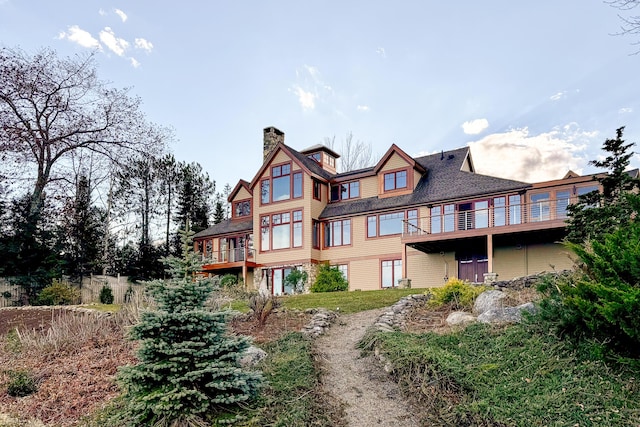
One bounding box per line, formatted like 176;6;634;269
493;243;574;280
359;175;378;198
406;249;456;288
379;152;410;171
232;186;251;202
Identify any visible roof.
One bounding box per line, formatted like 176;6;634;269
193;218;253;239
299;143;341;158
319;147;531;219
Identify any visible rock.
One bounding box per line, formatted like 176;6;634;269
473;290;507;315
446;311;477;326
477;302;536;324
239;345;267;368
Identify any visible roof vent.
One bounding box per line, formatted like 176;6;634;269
440;150;444;160
448;154;455;160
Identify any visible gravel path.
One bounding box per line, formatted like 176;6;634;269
315;308;419;427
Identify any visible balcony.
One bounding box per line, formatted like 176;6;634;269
402;198;570;250
200;247;257;271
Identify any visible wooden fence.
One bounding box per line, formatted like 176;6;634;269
0;275;143;306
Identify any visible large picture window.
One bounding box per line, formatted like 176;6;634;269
262;163;303;204
324;219;351;247
260;210;303;251
368;210;417;237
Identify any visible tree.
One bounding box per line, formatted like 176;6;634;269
566;127;639;243
607;0;640;52
116;228;262;426
213;193;225;224
324;131;378;172
174;162;215;234
0;47;165;221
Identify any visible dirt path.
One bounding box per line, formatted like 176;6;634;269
316;308;419;427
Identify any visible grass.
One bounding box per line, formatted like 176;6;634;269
365;322;640;426
241;332;344;426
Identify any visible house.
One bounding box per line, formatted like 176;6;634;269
193;126;603;294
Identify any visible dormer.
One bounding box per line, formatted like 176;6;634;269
374;144;426;198
228;180;253;220
299;144;340;174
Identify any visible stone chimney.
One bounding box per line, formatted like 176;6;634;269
263;126;284;161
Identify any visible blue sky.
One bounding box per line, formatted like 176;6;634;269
1;0;639;190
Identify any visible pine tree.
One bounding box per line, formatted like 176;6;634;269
116;228;262;426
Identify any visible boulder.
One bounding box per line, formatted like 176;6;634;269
477;302;536;324
239;345;267;368
473;290;507;315
446;311;477;326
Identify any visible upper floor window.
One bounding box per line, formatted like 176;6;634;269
324;219;351;247
383;170;407;191
368;209;417;237
261;163;303;204
330;181;360;202
260;209;303;251
313;180;322;201
308;153;321;163
234;200;251;218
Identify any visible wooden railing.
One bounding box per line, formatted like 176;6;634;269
403;198;571;237
200;248;255;264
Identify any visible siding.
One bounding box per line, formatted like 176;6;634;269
233;186;251;202
406;249;456;288
380;153;410;172
360;175;379;198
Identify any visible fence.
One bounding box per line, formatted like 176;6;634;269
0;275;142;306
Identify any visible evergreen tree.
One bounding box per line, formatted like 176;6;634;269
566;127;640;243
116;228;262;426
213;192;225;224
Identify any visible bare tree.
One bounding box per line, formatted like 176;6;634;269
607;0;640;52
323;131;378;172
0;46;166;219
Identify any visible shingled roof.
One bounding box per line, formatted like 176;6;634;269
319;147;531;219
193;218;253;239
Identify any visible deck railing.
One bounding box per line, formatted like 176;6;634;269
403;198;571;237
200;247;255;264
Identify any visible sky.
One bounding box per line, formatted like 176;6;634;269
1;0;639;191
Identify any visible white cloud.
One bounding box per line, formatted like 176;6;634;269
114;8;128;22
135;38;154;52
357;105;370;112
98;9;107;16
99;27;129;56
130;57;140;68
468;124;594;182
550;91;566;101
376;47;386;58
291;86;316;111
619;107;633;114
57;25;101;49
462;118;489;135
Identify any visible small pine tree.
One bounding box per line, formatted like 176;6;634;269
116;227;262;426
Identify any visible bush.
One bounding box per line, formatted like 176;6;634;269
248;293;281;326
99;285;114;304
6;369;38;397
310;264;348;293
427;278;487;311
36;279;80;306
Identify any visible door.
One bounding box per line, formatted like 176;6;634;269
458;255;489;283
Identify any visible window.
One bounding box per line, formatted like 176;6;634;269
324;219;351;247
493;197;506;226
577;185;599;197
272;267;293;296
261;180;270;204
333;264;348;281
509;195;521;225
326;155;335;167
444;204;455;232
234;200;251;218
381;259;402;288
313;180;322;201
383;170;407;191
330;181;359;202
556;190;570;218
261;210;303;251
262;163;302;204
530;193;550;221
368;210;416;237
475;201;489;228
312;220;320;249
407;209;418;234
308;153;321;163
431;206;441;234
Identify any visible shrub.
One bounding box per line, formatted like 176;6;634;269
116;229;262;426
285;268;308;294
6;369;38;397
36;279;80;306
99;285;114;304
427;278;487;311
248;293;281;326
220;273;239;288
310;264;348;293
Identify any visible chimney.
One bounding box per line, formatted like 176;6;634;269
263;126;284;161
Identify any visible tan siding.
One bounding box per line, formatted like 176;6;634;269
272;151;292;166
380;153;410;172
413;170;422;190
494;243;573;280
360;176;378;198
232;187;251;202
406;249;455;288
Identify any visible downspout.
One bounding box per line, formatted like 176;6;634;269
441;251;449;282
